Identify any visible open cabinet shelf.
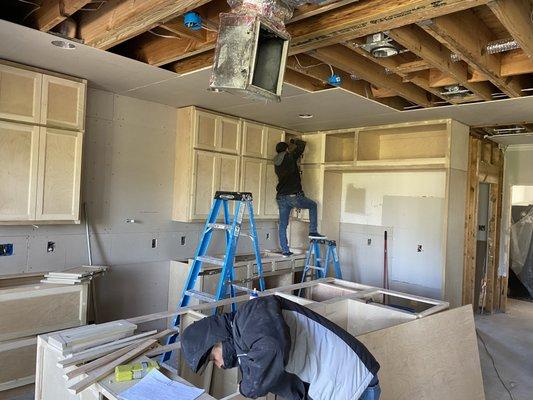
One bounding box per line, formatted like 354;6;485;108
325;131;356;164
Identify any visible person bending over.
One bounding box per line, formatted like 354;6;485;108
181;295;381;400
273;139;325;257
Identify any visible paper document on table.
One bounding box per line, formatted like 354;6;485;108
119;369;205;400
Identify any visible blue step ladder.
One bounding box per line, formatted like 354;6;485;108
162;191;266;363
298;238;342;296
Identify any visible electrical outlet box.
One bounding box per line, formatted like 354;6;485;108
0;243;14;256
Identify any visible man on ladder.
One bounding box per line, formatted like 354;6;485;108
274;138;325;257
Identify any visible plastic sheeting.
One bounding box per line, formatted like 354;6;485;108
510;206;533;296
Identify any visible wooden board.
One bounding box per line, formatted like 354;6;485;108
0;337;37;391
357;306;484;400
0;284;88;341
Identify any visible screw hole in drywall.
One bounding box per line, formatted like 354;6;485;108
152;238;158;248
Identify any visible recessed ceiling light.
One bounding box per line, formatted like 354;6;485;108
298;113;313;119
51;40;76;50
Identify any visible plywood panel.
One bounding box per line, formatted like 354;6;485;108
263;162;279;218
195;110;217;151
301;133;324;164
219;117;240;154
0;63;42;124
0;284;87;341
300;164;323;221
325;133;355;163
265;127;284;159
242;122;264;158
191;150;218;220
345;300;415;336
0;121;39;221
240;157;265;217
357;306;484;400
0;337;37;391
41;75;86;131
35;127;82;221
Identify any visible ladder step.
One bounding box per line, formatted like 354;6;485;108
207;223;231;230
185;290;217;303
196;255;225;266
306;265;326;271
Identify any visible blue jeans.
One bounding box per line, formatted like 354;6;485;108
277;192;318;253
360;377;381;400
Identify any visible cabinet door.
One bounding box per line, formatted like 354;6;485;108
242;122;265;158
41;75;86;131
301;133;325;164
265;127;284;159
217;153;240;215
264;162;279;218
190;150;218;220
0;121;39;221
299;165;323;221
240;157;266;217
0;64;42;124
35;127;83;221
218;117;241;154
194;110;218;151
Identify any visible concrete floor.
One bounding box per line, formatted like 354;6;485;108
476;298;533;400
2;298;532;400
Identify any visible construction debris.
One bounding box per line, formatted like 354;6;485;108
41;265;108;285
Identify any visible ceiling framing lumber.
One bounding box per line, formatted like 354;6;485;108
501;50;533;77
287;0;492;54
284;69;330;92
160;19;208;42
312;44;432;107
32;0;91;32
395;59;432;74
388;24;494;101
423;10;525;97
77;0;213;50
290;0;360;22
169;50;215;75
488;0;533;60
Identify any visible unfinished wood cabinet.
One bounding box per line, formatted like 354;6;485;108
0;63;42;124
242;121;265;158
35;127;83;221
41;75;86;131
0;337;37;391
264;162;279;218
301;133;325;164
0;121;40;221
240;157;266;217
299;164;324;222
265;127;284;159
325;131;356;164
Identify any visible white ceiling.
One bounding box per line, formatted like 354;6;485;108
1;19;532;132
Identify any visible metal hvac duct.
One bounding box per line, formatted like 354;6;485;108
210;0;342;101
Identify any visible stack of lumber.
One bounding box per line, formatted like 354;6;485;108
41;265;108;285
0;281;89;392
36;321;180;398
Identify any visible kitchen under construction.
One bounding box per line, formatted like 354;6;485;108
0;1;532;399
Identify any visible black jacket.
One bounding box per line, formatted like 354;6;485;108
273;139;306;198
181;295;380;400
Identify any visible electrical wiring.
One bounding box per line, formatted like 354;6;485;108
16;0;40;21
148;29;182;39
476;329;516;400
293;55;324;70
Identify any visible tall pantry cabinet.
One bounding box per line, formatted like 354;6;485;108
172;107;288;222
0;62;86;223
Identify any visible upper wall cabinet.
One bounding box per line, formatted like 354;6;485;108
0;64;42;124
193;108;241;154
0;121;39;221
0;62;87;224
41;75;86;131
243;121;285;159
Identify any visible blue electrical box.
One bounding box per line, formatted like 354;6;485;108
0;243;14;256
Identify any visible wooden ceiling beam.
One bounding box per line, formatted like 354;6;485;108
423;10;525;97
395;60;432;74
33;0;91;32
501;50;533;77
288;0;491;54
159;19;208;42
169;50;215;75
311;44;432;107
284;69;331;92
388;24;494;100
488;0;533;59
77;0;213;50
290;0;360;23
286;54;368;97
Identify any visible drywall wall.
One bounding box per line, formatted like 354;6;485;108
340;171;446;299
0;89;279;324
499;145;533;275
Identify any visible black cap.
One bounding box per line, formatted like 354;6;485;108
276;142;289;153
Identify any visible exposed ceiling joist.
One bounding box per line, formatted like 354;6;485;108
33;0;91;32
290;0;360;23
423;10;525;98
501;50;533;76
288;0;491;54
160;18;208;42
77;0;212;50
388;24;494;100
169;50;215;75
312;44;432;107
284;69;330;92
488;0;533;59
395;59;432;74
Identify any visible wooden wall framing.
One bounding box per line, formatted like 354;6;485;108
462;135;505;312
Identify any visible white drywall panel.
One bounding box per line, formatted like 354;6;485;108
512;185;533;205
